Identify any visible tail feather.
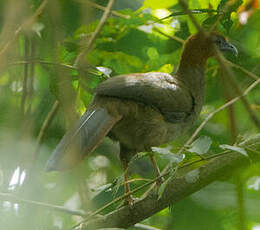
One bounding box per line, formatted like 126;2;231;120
46;108;120;171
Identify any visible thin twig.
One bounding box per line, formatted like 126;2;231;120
178;0;203;33
185;77;260;148
235;174;247;230
224;59;259;80
161;8;220;20
70;171;170;229
82;0;129;19
220;68;237;143
34;100;60;156
10;60;78;70
134;223;162;230
9;59;104;84
0;192;86;217
74;0;115;67
221;68;247;229
21;36;30;115
26;39;36;114
215;49;260;129
153;27;185;44
0;0;48;59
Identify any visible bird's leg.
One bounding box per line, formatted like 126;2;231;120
149;154;164;187
121;160;135;206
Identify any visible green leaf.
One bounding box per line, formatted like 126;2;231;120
96;66;112;78
188;136;212;155
152;146;184;163
147;47;159;60
31;22;45;38
217;0;243;13
202;15;218;30
90;183;112;192
158;167;177;200
219;144;248;157
247;176;260;191
111;175;124;198
98;228;125;230
158;177;171;200
142;0;178;9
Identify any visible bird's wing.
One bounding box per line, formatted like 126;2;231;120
95;72;194;123
45;108;121;171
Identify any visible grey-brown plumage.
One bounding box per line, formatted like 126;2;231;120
46;32;237;204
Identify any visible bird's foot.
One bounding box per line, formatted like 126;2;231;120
125;195;136;206
156;176;165;187
118;195;138;208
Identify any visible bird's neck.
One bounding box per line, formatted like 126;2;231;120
177;44;208;76
176;46;208;102
177;32;210;74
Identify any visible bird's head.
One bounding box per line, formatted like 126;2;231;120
185;32;238;59
178;32;238;73
210;32;238;56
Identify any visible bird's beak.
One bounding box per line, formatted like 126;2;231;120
220;41;238;56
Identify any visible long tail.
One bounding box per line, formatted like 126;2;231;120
45;108;121;171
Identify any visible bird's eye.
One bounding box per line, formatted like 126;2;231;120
215;39;222;45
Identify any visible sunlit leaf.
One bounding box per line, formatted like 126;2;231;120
90;183;112;192
247;176;260;191
96;66;112;78
147;47;159;60
99;228;125;230
152;146;185;163
219;144;248;157
31;22;45;38
188;136;212;155
158;166;177;200
142;0;178;9
158;177;171;200
112;175;124;198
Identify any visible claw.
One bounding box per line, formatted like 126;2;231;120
156;176;165;187
117;195;138;208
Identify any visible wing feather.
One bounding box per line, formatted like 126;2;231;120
96;72;193;123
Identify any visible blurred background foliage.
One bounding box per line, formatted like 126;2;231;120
0;0;259;229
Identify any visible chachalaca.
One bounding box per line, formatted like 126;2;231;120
46;32;237;204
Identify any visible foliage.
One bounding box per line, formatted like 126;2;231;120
0;0;259;229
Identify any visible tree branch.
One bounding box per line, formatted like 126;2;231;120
0;0;48;60
81;0;129;19
74;0;115;67
178;0;203;33
74;134;260;229
21;36;30;115
0;192;86;217
34;100;60;156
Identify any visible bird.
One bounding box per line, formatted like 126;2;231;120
46;31;238;205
